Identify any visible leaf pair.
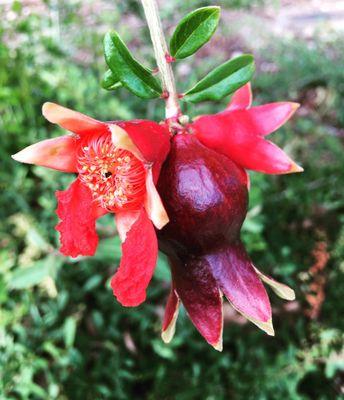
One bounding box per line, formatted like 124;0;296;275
170;6;254;102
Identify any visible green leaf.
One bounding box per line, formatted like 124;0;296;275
83;275;103;292
101;69;122;91
152;339;176;360
104;31;162;99
9;255;62;289
170;6;220;59
183;54;255;103
64;317;77;348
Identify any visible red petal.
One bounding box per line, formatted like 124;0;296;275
161;286;180;343
42;102;109;136
171;256;223;351
12;135;78;172
227;82;252;110
111;208;158;307
144;168;169;229
55;178;100;257
115;211;140;242
117;120;170;164
193;114;303;174
93;204;109;219
206;241;274;335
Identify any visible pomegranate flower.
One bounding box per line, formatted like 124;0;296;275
12;103;170;306
193;82;303;175
158;83;301;350
12;84;301;350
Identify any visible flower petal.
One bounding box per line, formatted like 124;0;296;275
193;115;303;174
206;241;274;335
93;204;109;219
227;82;252;110
42;102;109;136
55;178;100;257
171;256;223;351
110;124;143;161
111;122;170;185
111;208;158;307
144;169;169;229
253;266;296;301
161;286;180;343
12;135;78;172
115;211;141;242
117;120;170;164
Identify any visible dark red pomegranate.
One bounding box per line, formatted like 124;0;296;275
156;83;300;349
157;133;248;257
157;133;277;350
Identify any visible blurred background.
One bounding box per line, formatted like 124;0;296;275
1;0;344;398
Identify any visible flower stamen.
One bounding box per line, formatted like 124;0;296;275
77;133;146;212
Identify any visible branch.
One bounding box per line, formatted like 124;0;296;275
140;0;181;120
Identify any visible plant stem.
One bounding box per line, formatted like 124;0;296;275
141;0;181;120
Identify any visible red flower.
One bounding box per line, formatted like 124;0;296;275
12;103;170;306
158;84;301;350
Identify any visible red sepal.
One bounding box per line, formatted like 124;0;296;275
161;285;180;343
171;256;223;350
227;82;252;110
206;241;274;335
162;287;179;332
222;102;299;136
193;113;302;174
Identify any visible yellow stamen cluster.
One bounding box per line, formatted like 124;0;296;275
77;133;146;212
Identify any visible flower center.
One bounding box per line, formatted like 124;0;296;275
77;133;146;212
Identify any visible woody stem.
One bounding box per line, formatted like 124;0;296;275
140;0;181;120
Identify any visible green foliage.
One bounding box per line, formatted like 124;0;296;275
9;255;63;290
104;31;162;99
1;1;343;399
170;6;220;59
101;69;122;91
184;54;255;102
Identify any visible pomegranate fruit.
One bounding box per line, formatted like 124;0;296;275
158;133;293;350
156;83;301;350
157;133;248;256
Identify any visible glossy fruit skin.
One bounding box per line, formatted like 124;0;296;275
157;133;248;259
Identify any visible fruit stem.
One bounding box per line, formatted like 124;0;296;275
140;0;181;121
